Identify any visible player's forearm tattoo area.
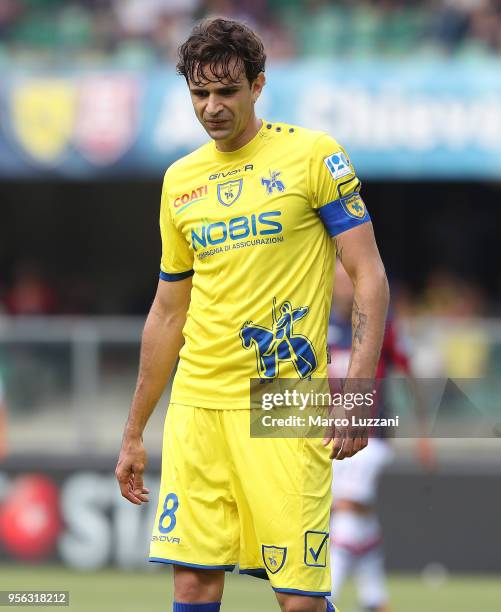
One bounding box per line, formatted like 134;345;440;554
352;299;368;345
334;238;344;262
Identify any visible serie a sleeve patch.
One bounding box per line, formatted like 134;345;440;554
323;151;354;181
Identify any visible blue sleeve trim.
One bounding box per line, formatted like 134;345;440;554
149;557;235;571
159;269;194;282
318;193;370;237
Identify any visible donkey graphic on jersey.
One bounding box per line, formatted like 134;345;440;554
240;298;317;379
261;170;285;195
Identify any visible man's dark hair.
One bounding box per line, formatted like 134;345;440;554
177;18;266;86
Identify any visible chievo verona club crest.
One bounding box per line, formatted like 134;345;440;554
341;193;367;219
217;179;243;206
262;545;287;574
11;79;76;164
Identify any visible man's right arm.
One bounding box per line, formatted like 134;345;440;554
115;276;192;504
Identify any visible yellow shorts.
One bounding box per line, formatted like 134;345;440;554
149;403;333;597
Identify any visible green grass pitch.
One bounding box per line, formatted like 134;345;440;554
1;566;500;611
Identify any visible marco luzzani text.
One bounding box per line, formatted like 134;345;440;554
259;389;399;429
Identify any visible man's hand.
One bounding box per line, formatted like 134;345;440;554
323;380;372;460
115;436;150;505
323;421;368;460
329;429;368;460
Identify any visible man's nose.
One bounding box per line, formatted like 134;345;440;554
206;94;222;115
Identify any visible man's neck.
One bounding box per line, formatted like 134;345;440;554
215;116;262;152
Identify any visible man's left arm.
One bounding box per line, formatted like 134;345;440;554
307;134;389;456
336;222;389;380
326;222;389;459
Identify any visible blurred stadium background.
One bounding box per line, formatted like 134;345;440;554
1;0;501;610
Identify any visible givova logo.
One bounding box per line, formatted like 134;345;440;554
191;211;282;251
209;164;254;181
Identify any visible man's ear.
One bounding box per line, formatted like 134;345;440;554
252;72;266;103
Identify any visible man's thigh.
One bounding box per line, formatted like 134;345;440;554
149;404;239;570
225;411;333;598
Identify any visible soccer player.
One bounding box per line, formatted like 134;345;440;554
327;264;434;611
115;18;389;612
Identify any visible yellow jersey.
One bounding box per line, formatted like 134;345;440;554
159;120;369;409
